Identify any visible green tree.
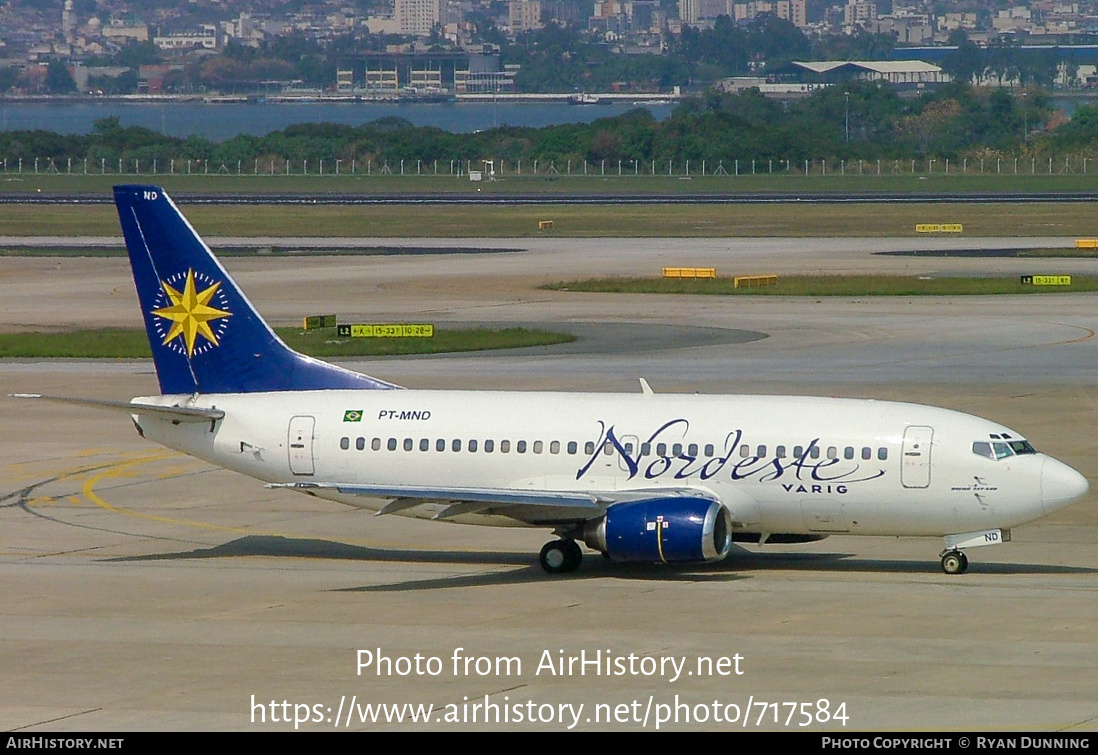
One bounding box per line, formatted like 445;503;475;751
0;67;20;94
941;30;984;84
45;60;76;94
113;40;160;68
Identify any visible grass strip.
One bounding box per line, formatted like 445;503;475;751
542;275;1098;296
1018;247;1098;258
6;244;1098;259
0;326;574;359
5;173;1098;196
3;202;1098;238
0;245;518;257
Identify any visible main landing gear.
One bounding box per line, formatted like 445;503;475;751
539;539;583;574
939;549;969;575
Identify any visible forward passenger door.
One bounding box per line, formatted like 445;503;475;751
901;426;933;489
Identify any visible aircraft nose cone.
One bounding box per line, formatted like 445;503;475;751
1042;457;1089;513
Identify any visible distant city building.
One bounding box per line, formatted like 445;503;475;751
509;0;543;33
992;6;1034;33
62;0;76;42
4;0;1098;97
680;0;725;25
776;60;949;89
777;0;808;28
732;1;765;21
626;1;663;34
139;63;186;94
364;64;400;91
337;50;512;93
365;13;402;34
870;16;933;44
222;13;267;46
336;68;354;92
681;0;806;28
71;64;129;92
843;0;878;30
154;26;220;51
454;63;518;93
101;22;150;44
396;0;442;36
938;12;978;31
409;64;443;90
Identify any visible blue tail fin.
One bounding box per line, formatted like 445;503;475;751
114;185;399;395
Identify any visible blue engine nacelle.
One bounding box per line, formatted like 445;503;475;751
582;497;733;564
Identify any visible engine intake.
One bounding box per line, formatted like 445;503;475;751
583;496;733;564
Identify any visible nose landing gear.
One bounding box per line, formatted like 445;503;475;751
938;528;1010;575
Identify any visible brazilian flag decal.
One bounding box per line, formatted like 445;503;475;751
343;410;363;422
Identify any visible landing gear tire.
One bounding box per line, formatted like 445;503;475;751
539;539;583;574
940;550;969;575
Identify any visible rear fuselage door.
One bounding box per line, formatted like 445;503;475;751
901;425;933;489
288;415;316;476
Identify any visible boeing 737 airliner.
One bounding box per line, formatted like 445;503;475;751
18;186;1091;574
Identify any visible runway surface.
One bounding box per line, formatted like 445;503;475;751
2;236;1098;731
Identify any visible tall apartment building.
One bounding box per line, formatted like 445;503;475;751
397;0;442;35
680;0;727;25
684;0;806;27
843;0;878;29
777;0;807;27
509;0;543;33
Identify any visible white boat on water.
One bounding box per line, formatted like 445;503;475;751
568;93;606;105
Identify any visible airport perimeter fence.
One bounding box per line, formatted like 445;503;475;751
5;155;1098;178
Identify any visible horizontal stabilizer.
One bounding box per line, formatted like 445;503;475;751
10;393;224;422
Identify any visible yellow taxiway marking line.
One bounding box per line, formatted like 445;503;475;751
1050;324;1096;346
80;453;261;535
2;458;145;502
77;451;463;554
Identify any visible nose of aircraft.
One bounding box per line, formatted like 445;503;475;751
1042;457;1090;513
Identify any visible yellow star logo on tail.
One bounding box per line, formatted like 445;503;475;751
152;269;232;357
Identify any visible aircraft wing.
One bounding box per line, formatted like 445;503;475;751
268;481;719;525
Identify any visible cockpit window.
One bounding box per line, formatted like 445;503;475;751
972;441;994;460
1009;439;1037;455
973;438;1038;460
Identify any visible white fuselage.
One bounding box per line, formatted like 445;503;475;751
130;390;1085;540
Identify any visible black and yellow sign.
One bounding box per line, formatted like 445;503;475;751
337;324;435;338
303;314;338;329
1020;275;1072;286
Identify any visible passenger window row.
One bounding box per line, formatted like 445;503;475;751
338;437;889;461
339;437;567;454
